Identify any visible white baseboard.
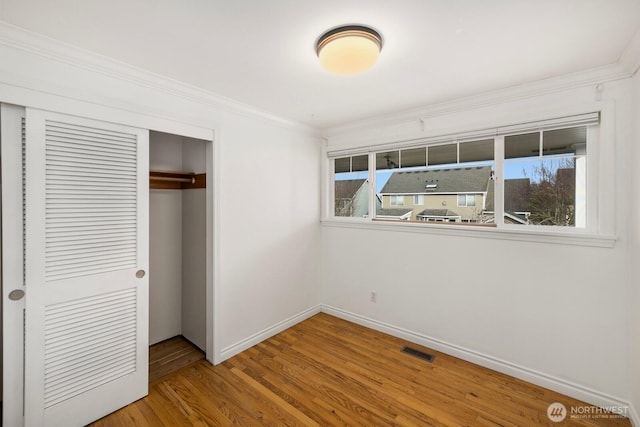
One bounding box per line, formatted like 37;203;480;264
218;304;321;362
322;305;634;418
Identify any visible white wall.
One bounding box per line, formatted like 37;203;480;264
322;80;635;409
181;138;207;350
216;111;322;357
149;132;183;345
630;69;640;424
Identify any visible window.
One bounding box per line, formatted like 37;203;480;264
333;155;369;218
504;127;586;227
390;195;405;206
376;138;494;223
457;194;476;207
327;112;600;235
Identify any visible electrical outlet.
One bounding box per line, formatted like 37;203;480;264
370;291;377;303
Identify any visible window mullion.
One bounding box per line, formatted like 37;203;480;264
539;131;543;157
494;136;505;228
368;152;376;221
585;125;597;232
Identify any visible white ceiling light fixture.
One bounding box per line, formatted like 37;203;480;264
316;25;383;75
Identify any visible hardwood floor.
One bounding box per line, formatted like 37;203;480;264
90;314;631;426
149;336;205;383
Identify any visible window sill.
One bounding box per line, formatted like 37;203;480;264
321;218;616;248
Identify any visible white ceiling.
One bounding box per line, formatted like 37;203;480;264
1;0;639;129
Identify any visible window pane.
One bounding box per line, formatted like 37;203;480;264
505;132;539;159
334;157;350;173
459;139;494;163
375;140;495;225
334;176;369;217
351;154;368;172
428;143;457;166
390;195;404;206
457;194;476;207
543;127;585;156
335;155;369;218
376;151;399;170
401;147;426;168
503;156;584;227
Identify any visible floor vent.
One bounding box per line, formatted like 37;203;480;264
401;346;435;362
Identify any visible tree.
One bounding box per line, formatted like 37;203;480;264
525;158;576;226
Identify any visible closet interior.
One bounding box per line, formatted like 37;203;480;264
149;131;208;354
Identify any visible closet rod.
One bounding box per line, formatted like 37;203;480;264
150;175;195;184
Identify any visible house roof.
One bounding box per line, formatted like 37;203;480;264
416;209;461;218
380;167;492;194
504;212;529;225
334;179;366;200
376;208;413;218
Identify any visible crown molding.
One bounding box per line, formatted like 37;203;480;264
619;28;640;77
0;21;319;136
323;62;631;138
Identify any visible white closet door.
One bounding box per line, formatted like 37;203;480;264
2;103;27;427
24;109;149;427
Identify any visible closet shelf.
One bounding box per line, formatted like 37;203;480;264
150;170;206;190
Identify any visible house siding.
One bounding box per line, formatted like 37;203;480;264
382;194;484;221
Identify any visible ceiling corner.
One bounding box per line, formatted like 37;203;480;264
619;27;640;77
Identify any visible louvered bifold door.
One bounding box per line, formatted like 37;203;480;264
24;109;149;427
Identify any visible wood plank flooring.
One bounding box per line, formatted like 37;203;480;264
90;314;631;426
149;336;205;383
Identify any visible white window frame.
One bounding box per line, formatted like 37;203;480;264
457;194;475;207
322;106;616;248
413;194;424;205
390;195;405;206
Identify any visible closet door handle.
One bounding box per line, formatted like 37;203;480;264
136;270;146;279
9;289;25;301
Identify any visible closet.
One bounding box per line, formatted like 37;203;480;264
149;131;207;350
1;104;214;425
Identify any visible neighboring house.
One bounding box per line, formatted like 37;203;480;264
335;179;369;217
379;167;493;222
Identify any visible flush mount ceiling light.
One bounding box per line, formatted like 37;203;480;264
316;25;383;75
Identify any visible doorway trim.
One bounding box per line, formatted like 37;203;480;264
207;131;220;363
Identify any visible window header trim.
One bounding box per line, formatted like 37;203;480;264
327;112;599;159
